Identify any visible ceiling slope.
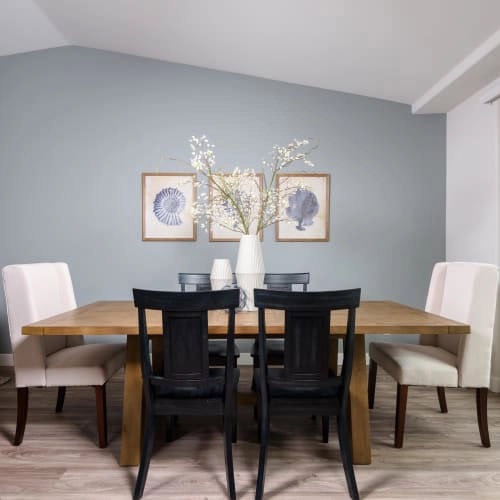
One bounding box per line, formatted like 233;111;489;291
0;0;66;56
2;0;500;112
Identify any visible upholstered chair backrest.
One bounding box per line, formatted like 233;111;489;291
2;263;81;387
421;262;498;387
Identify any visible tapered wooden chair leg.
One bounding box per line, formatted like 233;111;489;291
395;384;408;448
368;359;377;409
256;407;269;500
14;387;29;446
134;413;156;500
476;387;490;447
251;342;259;393
337;414;359;500
56;387;66;413
94;385;108;448
223;410;236;500
321;416;329;443
437;387;447;413
232;391;238;444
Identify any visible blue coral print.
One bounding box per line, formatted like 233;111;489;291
286;188;319;231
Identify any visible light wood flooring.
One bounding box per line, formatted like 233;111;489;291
1;365;500;499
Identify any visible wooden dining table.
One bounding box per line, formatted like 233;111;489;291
22;300;469;467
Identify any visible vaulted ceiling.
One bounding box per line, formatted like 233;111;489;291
2;0;500;112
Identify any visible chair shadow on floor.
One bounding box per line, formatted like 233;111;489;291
125;416;233;497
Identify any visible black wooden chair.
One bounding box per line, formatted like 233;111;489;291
132;288;240;500
253;288;361;500
178;273;240;366
251;272;310;369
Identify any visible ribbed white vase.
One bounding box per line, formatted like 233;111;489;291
235;234;265;311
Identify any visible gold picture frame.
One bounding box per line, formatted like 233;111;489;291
209;173;264;242
275;173;330;242
142;173;196;241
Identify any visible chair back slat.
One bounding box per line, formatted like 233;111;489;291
284;310;330;380
163;310;208;380
264;272;310;291
178;273;211;292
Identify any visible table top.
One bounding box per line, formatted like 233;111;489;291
22;300;470;338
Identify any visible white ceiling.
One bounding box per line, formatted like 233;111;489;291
2;0;500;112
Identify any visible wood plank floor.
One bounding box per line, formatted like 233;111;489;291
1;366;500;499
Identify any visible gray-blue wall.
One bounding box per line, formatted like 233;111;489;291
0;47;446;354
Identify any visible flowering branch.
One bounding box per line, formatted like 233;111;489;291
185;136;316;235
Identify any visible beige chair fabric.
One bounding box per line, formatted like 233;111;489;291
370;262;498;389
369;261;499;448
2;262;126;447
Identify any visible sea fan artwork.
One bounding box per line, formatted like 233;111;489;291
286;188;319;231
153;187;186;226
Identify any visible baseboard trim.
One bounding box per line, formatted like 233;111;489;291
0;353;13;366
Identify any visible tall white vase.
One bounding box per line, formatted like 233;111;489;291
235;234;265;311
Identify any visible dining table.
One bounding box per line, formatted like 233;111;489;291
22;299;469;466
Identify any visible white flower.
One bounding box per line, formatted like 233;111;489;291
185;136;316;234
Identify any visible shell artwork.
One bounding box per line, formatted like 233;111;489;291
153;187;186;226
286;188;319;231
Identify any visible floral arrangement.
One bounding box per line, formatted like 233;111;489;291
185;136;316;235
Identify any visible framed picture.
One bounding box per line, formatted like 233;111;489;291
209;173;264;242
142;173;196;241
276;173;330;242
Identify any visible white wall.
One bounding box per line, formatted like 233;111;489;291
446;87;500;391
446;92;498;264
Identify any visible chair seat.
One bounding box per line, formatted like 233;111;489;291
46;343;126;387
369;342;458;386
151;368;240;398
208;340;241;359
253;367;342;398
250;339;284;359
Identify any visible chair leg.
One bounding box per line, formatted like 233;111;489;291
255;400;269;500
223;406;236;500
368;359;377;409
134;413;156;500
337;414;360;500
437;387;448;413
321;416;329;443
14;387;29;446
232;391;238;444
165;415;175;442
56;387;66;413
395;384;408;448
251;344;258;393
476;387;490;447
94;385;108;448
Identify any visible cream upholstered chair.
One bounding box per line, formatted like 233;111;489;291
368;262;498;448
2;263;126;448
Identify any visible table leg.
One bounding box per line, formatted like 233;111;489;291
349;334;372;464
120;335;142;466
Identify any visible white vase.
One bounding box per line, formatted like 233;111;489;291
210;258;233;290
235;234;265;311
